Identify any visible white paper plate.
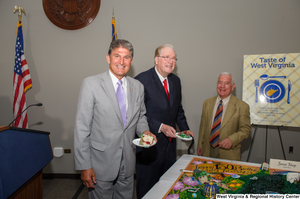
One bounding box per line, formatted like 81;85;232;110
132;138;156;148
176;132;193;141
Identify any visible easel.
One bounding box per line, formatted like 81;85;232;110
247;124;286;162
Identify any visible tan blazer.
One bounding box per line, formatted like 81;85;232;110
197;95;251;161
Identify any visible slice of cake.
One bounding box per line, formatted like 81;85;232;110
139;134;154;146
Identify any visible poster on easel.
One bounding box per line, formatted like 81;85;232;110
243;53;300;127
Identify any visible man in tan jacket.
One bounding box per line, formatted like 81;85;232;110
197;72;251;161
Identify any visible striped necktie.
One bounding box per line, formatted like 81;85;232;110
209;100;223;148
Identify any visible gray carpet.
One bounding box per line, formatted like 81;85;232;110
42;179;88;199
42;179;137;199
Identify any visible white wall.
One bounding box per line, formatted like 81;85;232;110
1;0;300;174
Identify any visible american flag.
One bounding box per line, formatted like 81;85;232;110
13;22;32;128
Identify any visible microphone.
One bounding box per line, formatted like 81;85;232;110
8;103;43;126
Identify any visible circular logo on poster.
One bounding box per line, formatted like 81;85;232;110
43;0;101;30
260;80;285;103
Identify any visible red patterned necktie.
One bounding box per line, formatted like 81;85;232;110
209;100;223;148
163;79;172;142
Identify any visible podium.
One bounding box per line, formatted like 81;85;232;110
0;126;53;199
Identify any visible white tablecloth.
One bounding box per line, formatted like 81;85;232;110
142;154;261;199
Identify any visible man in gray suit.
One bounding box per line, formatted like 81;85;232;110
74;39;156;199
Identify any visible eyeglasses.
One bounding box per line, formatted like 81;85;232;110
158;56;177;62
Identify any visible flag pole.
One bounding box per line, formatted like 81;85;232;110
14;5;26;23
111;8;117;41
113;7;115;21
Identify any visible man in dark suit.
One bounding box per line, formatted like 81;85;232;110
135;44;194;199
74;39;156;199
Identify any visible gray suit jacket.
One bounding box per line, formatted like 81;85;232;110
197;95;251;161
74;70;149;181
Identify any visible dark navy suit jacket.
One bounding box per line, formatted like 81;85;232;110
135;66;189;164
135;66;190;198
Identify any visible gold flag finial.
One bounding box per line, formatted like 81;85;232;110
112;7;115;19
14;5;26;22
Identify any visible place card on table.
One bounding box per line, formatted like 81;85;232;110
269;158;300;172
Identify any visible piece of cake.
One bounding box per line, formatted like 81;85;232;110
139;134;154;146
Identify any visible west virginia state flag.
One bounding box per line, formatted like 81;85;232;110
112;11;117;41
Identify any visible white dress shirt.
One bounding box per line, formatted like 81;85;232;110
154;67;169;133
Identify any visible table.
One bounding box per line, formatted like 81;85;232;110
142;154;261;199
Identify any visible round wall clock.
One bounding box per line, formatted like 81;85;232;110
43;0;101;30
